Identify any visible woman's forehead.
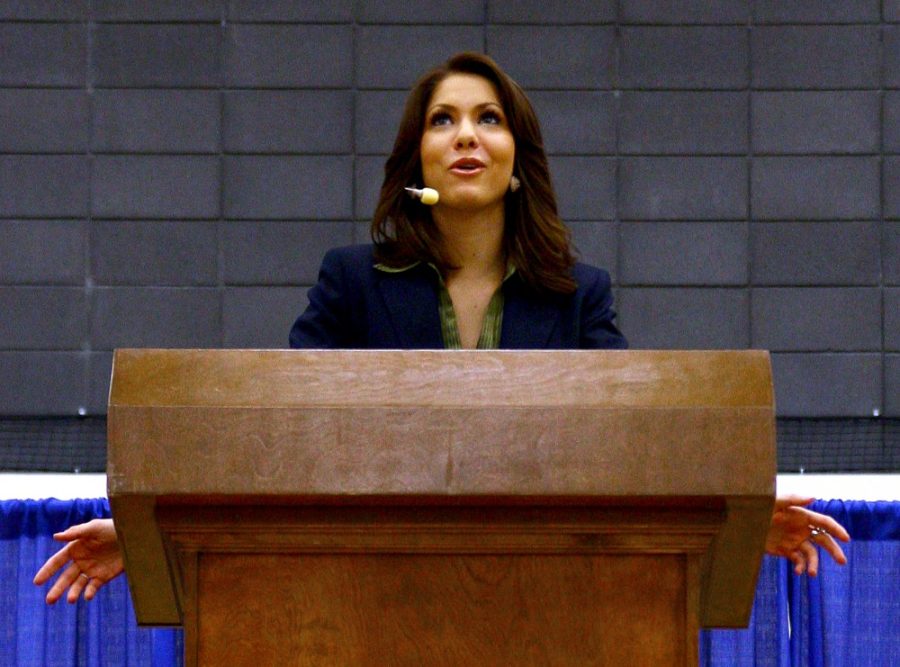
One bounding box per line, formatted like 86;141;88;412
427;73;502;109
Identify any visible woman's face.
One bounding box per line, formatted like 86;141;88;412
419;73;515;214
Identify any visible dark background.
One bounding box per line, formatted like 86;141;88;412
0;1;897;471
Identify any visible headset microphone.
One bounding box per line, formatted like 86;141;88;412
404;187;439;206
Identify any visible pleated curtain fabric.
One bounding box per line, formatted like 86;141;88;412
1;498;897;666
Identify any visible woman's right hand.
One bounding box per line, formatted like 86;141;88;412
33;518;124;604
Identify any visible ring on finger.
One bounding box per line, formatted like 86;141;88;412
809;526;828;538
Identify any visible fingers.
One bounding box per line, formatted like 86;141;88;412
800;540;819;576
66;573;89;604
775;494;815;511
33;543;73;585
813;532;848;565
812;514;851;542
52;519;101;542
45;562;82;605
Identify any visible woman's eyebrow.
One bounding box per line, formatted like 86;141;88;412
426;101;503;113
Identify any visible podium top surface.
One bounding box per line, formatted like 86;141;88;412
110;348;773;409
108;349;775;500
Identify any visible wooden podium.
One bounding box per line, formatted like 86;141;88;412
107;349;775;666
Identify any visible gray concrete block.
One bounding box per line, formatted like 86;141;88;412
488;26;614;88
886;289;900;351
886;158;900;219
886;223;900;285
618;92;747;154
751;222;881;286
619;157;747;220
225;156;352;220
886;355;900;416
355;155;388;221
92;156;220;219
620;1;748;23
0;90;89;152
529;91;616;155
616;287;749;349
91;287;220;349
0;1;86;19
360;0;483;23
569;221;617;281
0;220;84;285
751;287;881;351
92;90;219;153
357;26;484;89
752;26;879;89
889;26;900;88
751;157;879;220
548;157;616;220
619;27;747;89
355;90;408;155
753;1;880;23
488;0;615;23
752;92;879;154
620;222;747;286
226;25;352;87
885;92;900;153
0;352;85;415
770;353;881;417
92;24;221;87
353;221;372;244
87;352;113;415
221;221;354;285
92;1;221;20
223;286;310;348
91;221;218;286
224;91;352;153
888;0;900;21
226;0;352;21
0;24;85;86
0;156;88;217
0;287;85;350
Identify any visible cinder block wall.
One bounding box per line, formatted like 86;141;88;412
0;1;897;419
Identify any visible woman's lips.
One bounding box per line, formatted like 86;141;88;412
449;158;486;176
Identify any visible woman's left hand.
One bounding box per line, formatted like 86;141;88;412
766;494;850;576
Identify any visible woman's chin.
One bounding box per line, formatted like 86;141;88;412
435;189;504;212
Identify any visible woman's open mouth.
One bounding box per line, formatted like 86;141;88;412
449;158;486;175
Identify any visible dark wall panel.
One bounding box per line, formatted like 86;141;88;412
0;3;895;422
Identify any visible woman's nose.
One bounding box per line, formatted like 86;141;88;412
455;118;478;148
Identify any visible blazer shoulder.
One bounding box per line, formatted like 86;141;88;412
321;244;377;271
571;262;613;293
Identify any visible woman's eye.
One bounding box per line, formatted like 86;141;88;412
429;112;452;126
479;110;502;125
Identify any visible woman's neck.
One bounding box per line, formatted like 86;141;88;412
432;205;506;279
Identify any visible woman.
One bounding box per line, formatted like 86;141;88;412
288;51;626;350
35;52;849;604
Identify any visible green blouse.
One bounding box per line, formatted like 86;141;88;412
375;262;516;349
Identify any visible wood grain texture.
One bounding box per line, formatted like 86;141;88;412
198;553;690;666
107;348;774;649
109;349;773;408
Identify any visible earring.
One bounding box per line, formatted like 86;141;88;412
510;175;521;192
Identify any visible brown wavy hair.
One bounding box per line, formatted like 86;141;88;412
371;52;577;295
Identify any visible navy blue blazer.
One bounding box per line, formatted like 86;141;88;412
289;244;628;350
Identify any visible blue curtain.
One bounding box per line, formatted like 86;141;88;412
0;499;181;667
703;500;900;667
2;498;898;666
786;500;900;667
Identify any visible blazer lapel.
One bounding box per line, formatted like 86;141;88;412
376;266;444;348
500;279;562;349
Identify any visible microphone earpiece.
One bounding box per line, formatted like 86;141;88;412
404;186;439;206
